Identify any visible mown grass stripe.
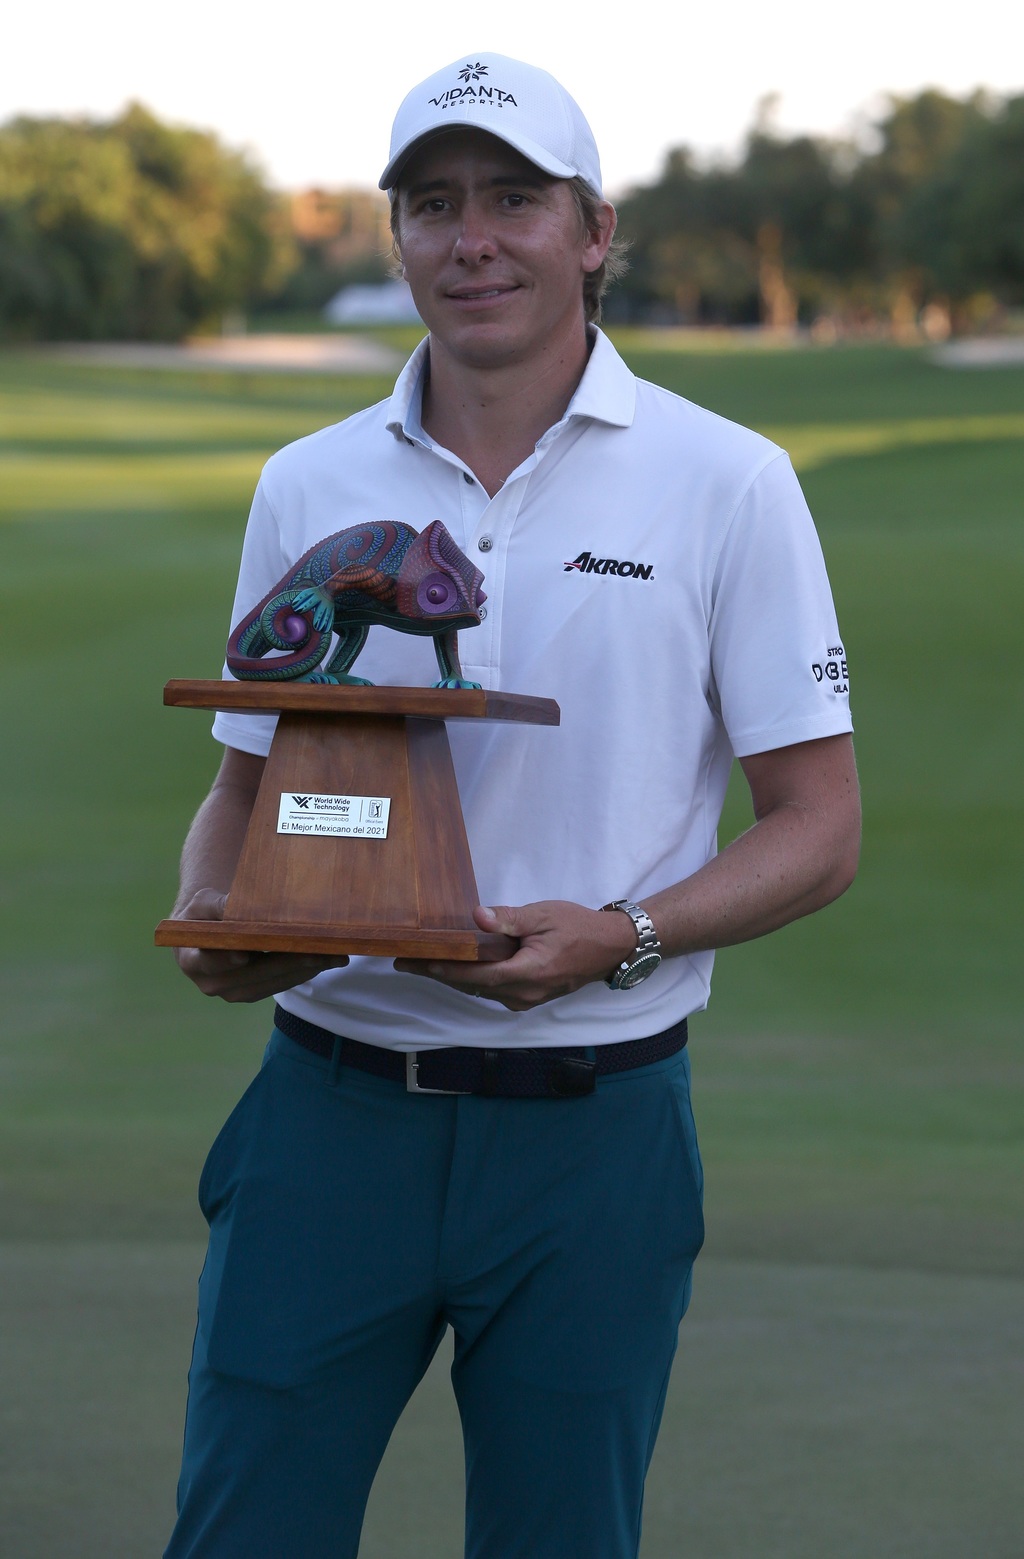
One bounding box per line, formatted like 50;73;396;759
765;413;1024;469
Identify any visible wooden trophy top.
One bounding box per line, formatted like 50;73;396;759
163;679;560;725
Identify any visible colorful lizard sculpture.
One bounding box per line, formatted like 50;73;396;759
225;520;487;689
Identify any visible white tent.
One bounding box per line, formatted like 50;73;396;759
323;280;422;325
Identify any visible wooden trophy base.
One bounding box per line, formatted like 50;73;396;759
154;681;560;961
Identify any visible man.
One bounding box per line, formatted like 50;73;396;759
165;53;860;1559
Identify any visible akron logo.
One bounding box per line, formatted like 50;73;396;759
564;550;654;580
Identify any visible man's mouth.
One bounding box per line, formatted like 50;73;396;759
446;284;519;302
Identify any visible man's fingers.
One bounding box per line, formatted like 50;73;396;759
474;903;539;938
172;894;243;975
187;952;348;1002
397;900;621;1011
177;946;243;976
178;889;229;922
172;900;348;999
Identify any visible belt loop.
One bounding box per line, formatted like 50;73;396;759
546;1056;597;1098
328;1035;343;1088
480;1050;501;1097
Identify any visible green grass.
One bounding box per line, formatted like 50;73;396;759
1;336;1021;1555
1;337;1021;1257
3;1248;1020;1559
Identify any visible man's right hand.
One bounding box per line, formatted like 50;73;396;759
173;888;348;1004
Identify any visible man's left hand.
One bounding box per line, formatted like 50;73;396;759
394;901;635;1012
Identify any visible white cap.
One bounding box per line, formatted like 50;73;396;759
379;53;603;198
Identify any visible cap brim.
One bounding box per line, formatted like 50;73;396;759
379;124;578;192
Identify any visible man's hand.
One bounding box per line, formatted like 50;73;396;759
166;746;346;1004
394;900;635;1012
173;888;348;1004
395;735;861;1014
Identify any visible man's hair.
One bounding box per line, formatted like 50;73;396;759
566;178;630;325
388;174;629;326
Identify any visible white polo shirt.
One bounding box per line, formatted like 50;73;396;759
212;329;853;1050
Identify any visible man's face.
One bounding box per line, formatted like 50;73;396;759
394;130;613;373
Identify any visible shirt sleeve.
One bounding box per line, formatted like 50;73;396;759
708;451;853;758
210;475;290;758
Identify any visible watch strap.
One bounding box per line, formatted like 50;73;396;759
601;899;662;989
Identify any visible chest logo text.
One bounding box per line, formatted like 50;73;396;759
564;551;654;580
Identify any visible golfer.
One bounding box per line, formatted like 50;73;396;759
164;51;860;1559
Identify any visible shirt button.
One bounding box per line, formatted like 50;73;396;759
463;472;474;484
478;606;488;620
478;535;493;552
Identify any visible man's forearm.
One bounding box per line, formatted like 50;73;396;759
401;735;860;1013
645;784;860;956
172;756;263;916
646;732;860;956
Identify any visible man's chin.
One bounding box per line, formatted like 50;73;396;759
429;326;529;373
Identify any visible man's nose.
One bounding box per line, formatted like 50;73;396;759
453;206;497;263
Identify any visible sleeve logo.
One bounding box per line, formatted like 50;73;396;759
811;646;849;693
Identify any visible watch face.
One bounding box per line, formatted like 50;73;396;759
616;951;662;990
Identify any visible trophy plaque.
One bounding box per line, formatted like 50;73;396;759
154;521;559;962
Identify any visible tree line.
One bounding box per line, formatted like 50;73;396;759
1;90;1021;340
0;103;294;341
613;89;1024;332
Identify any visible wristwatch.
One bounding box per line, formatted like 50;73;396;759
601;900;663;990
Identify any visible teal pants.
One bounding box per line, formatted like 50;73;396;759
166;1027;704;1558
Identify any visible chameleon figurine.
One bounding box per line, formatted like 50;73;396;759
225;519;487;689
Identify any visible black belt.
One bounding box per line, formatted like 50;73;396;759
274;1003;687;1099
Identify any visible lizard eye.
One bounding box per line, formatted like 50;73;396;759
416;572;458;614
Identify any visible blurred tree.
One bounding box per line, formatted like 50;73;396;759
733;127;857;326
847;89;990;328
613;87;1021;330
895;94;1024;313
0;105;295;340
257;189;391;317
4;92;1021;338
617;128;859;326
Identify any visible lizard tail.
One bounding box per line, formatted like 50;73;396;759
226;590;332;681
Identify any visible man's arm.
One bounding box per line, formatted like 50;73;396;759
171;745;348;1003
395;733;861;1012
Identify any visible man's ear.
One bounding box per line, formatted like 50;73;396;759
582;202;617;275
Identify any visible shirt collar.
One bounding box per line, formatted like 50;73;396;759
384;326;636;447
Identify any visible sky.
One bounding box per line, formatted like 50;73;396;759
3;0;1020;197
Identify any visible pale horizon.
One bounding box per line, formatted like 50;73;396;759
3;0;1020;198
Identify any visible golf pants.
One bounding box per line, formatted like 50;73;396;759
165;1025;705;1559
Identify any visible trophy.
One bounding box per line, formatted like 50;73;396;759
154;521;559;962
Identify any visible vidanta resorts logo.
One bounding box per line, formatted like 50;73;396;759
430;62;518;110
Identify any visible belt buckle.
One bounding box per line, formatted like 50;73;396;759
405;1052;471;1095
